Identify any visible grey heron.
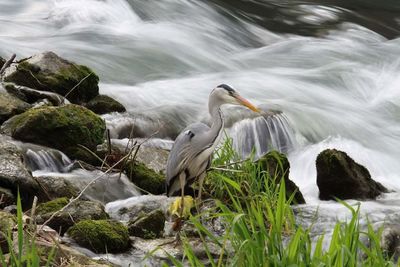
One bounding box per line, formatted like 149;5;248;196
166;84;260;217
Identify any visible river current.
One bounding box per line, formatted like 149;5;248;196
1;0;400;263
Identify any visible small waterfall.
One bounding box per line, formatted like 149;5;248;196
24;149;73;173
229;112;297;159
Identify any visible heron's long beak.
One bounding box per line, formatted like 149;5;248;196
236;95;261;113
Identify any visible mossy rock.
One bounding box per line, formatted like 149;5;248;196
36;197;69;214
85;94;126;115
0;92;31;124
3;51;99;104
1;104;105;160
128;209;165;239
36;198;108;234
67;219;130;253
124;161;165;194
257;150;305;204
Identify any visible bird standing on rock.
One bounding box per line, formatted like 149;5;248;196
166;84;260;218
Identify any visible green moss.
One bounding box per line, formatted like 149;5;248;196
3;104;105;160
67;220;130;253
36;197;69;215
124;161;165;194
4;55;99;104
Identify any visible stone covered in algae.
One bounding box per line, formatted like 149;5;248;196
124;161;165;195
67;219;130;253
1;104;105;160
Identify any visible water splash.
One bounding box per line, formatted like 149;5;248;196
24;148;73;173
229;112;297;159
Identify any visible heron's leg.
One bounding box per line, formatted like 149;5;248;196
197;172;206;203
179;172;185;217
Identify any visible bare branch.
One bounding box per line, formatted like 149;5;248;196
64;72;92;99
0;53;16;75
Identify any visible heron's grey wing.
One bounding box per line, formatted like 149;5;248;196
166;122;210;195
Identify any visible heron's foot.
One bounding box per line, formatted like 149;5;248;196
168;196;195;219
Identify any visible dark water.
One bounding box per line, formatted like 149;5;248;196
209;0;400;39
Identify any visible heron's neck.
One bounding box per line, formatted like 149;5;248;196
209;106;224;141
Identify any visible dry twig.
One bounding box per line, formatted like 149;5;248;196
0;53;16;75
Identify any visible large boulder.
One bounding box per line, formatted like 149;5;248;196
0;92;31;124
257;151;305;204
316;149;388;200
85;94;126;115
36;197;109;234
67;219;130;253
0;138;46;205
3;51;99;104
1;104;106;160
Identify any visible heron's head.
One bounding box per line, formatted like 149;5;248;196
211;84;261;112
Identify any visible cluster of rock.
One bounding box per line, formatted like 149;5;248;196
0;52;169;265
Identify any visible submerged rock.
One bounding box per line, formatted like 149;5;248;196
67;219;130;253
3;51;99;104
3;82;68;106
316;149;388;200
124;161;165;195
85;94;126;114
0;92;31;124
128;209;165;239
36;197;108;234
34;175;79;199
0;138;46;205
98;142;169;173
106;195;173;222
257;150;305;204
1;104;106;160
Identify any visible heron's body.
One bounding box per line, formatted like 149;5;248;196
166;109;224;196
165;84;259;206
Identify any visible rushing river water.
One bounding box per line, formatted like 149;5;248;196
1;0;400;264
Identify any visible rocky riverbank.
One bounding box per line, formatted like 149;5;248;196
0;51;397;266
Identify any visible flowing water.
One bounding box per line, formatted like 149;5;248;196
1;0;400;264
